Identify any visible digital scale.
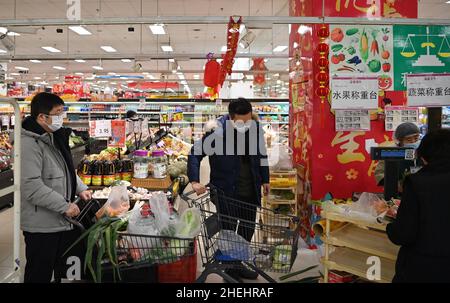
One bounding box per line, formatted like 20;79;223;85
371;147;416;200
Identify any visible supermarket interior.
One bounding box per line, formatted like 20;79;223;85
1;0;450;285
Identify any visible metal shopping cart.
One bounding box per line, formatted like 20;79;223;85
180;185;300;283
65;197;196;283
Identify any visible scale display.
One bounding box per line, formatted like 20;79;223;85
371;147;416;161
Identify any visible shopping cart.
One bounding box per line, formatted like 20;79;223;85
180;185;300;283
65;197;196;283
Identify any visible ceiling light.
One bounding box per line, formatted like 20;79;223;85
221;46;228;52
75;72;84;75
126;80;134;83
147;75;155;79
0;49;7;54
149;24;166;35
29;59;41;63
42;46;61;53
75;59;86;63
121;59;132;63
92;65;103;70
10;72;20;76
53;66;66;70
177;74;185;80
101;46;117;53
34;77;41;80
273;45;288;52
274;73;280;77
161;45;173;52
55;76;59;79
110;82;117;85
239;31;256;49
7;32;20;36
193;74;200;79
172;70;177;74
15;66;29;71
142;72;149;75
108;72;116;75
68;26;92;36
446;1;450;3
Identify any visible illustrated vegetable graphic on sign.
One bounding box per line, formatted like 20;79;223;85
329;25;394;91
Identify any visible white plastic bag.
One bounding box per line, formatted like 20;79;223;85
96;185;130;218
217;230;254;261
268;143;293;171
351;192;388;217
175;208;202;238
150;192;176;236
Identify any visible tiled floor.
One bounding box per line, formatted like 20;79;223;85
0;158;322;283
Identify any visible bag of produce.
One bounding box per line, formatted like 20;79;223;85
175;207;201;238
150;192;176;236
95;185;130;219
268;143;293;171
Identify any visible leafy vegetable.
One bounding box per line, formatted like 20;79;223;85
368;59;382;72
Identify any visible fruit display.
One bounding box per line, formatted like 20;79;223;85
0;133;12;171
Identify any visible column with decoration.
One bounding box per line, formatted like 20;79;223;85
289;0;418;246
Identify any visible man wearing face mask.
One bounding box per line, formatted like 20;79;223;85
21;92;92;283
374;122;423;192
188;98;270;281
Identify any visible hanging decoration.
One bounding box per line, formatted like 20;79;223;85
203;16;242;100
203;53;221;87
316;25;330;128
250;58;268;86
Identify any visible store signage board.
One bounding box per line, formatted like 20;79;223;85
385;106;419;131
108;120;126;148
407;73;450;107
394;25;450;91
335;109;371;132
89;120;112;138
331;75;379;109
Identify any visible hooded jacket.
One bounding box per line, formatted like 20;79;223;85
187;115;269;205
20;117;88;233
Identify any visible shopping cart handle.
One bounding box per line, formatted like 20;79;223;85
64;215;86;232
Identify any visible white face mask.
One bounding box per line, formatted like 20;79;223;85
231;120;251;133
46;114;64;132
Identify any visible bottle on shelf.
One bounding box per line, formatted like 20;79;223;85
78;157;92;186
91;160;104;186
121;158;133;182
113;159;122;181
102;160;116;186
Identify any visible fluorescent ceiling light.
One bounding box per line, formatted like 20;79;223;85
273;45;288;52
172;70;177;74
0;49;7;53
168;58;175;63
7;32;20;36
447;1;450;3
10;73;20;76
29;59;41;63
68;26;92;36
161;45;173;52
108;72;116;75
75;72;84;75
74;59;86;63
42;46;61;53
221;46;228;52
55;76;59;79
177;74;185;80
126;80;134;83
110;82;117;85
193;74;200;79
149;24;166;35
34;77;41;80
121;59;132;63
92;65;104;70
142;72;149;75
15;66;29;71
147;75;155;79
53;66;66;70
101;46;117;53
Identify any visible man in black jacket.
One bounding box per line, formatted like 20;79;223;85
387;129;450;283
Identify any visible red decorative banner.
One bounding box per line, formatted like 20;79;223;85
218;16;242;86
250;58;268;85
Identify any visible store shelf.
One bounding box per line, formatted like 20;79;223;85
321;210;387;232
67;111;125;114
322;247;395;283
265;199;297;205
321;223;399;260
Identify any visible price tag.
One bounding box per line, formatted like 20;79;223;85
89;120;112;138
108;120;126;148
10;115;15;126
1;115;9;126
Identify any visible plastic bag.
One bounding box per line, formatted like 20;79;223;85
175;208;202;238
150;192;176;236
268;143;293;171
217;230;254;261
96;185;130;218
351;192;388;217
127;202;159;260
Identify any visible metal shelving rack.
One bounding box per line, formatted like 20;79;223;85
0;98;22;283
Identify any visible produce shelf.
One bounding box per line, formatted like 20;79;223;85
321;210;387;232
321;223;399;260
265;199;297;205
322;247;395;283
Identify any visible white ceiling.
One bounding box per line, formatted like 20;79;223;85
0;0;449;94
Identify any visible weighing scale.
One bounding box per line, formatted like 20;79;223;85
371;147;416;200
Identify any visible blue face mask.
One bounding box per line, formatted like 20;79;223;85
404;140;421;150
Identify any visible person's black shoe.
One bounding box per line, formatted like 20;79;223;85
236;263;259;280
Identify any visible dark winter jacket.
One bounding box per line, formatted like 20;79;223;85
386;160;450;283
187;115;270;205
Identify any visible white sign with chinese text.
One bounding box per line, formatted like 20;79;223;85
335;110;371;132
331;75;379;110
89;120;112;138
385;106;419;132
407;73;450;107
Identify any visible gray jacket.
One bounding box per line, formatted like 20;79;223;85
20;129;88;233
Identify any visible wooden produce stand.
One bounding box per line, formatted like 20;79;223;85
321;210;399;283
262;169;298;229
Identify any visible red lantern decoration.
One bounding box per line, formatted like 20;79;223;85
317;57;329;68
203;59;221;87
317;26;329;38
318;43;329;54
316;71;329;83
316;87;329;98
